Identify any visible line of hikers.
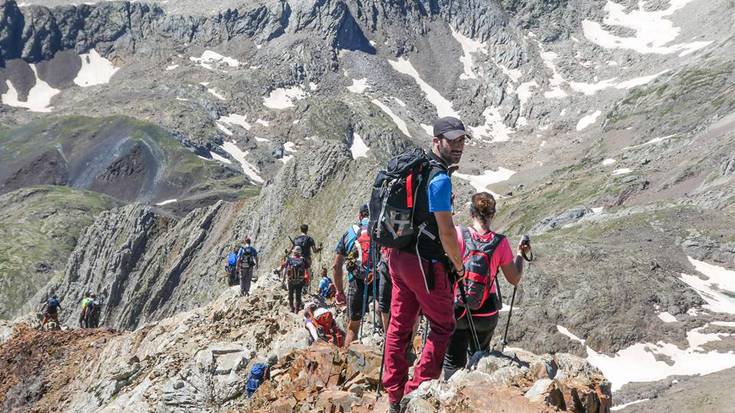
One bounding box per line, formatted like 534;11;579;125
38;291;103;330
239;116;534;411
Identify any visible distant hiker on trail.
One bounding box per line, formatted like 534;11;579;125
79;292;94;328
442;192;530;379
293;224;323;293
304;301;346;347
40;295;62;329
225;247;239;286
237;238;259;296
333;204;374;348
88;294;102;328
318;268;336;300
372;116;469;412
281;246;307;313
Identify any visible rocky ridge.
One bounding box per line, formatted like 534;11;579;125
1;279;611;413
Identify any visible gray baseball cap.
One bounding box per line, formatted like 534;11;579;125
433;116;471;140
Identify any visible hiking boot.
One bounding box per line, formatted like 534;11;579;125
389;398;408;413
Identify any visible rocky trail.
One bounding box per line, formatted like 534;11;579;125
0;276;611;413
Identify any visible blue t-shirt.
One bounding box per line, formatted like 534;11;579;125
428;172;452;212
238;246;258;261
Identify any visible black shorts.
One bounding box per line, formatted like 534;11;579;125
377;259;392;314
347;278;374;322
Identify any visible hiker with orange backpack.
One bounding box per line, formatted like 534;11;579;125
442;192;531;379
304;301;346;347
333;204;374;348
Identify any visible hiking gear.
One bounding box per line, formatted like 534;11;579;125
432;116;471;140
285;257;306;286
238;246;257;268
345;222;372;280
47;297;61;313
383;249;455;404
318;277;335;299
246;363;269;397
502;236;532;352
454;229;505;318
501;285;518;353
368;148;446;253
293;235;315;258
226;264;239;286
227;252;238;266
520;234;534;262
293;246;302;254
455;273;482;359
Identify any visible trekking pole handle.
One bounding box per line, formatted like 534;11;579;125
520;235;533;262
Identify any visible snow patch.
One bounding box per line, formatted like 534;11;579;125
658;312;678;323
591;207;604;214
347;78;369;93
350;133;369;159
308;82;318;91
283;142;297;153
221;141;264;184
219;114;251;131
516;80;538;109
207;88;226;100
189;50;240;70
2;65;60;112
255;137;270;143
450;26;487;80
680;257;735;315
371;99;411;137
216;123;233;136
165;64;179;71
393;97;406;107
559;322;735;391
263;86;306;109
611;399;649;411
454;167;516;197
576;110;602;131
210;151;231;164
582;0;712;56
556;325;585;345
497;64;522;83
602;158;616;166
388;58;458;118
612;168;632;175
155;199;177;206
74;49;119;87
623;134;676;150
255;119;270;127
471;107;513;142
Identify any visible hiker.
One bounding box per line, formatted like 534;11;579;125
304;302;346;347
83;293;99;328
40;295;62;329
442;192;530;379
281;246;307;313
237;238;259;296
293;224;322;293
333;204;373;348
79;292;93;328
318;268;336;299
377;117;469;411
225;247;239;286
88;294;102;328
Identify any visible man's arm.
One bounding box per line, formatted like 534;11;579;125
333;254;346;295
434;211;462;272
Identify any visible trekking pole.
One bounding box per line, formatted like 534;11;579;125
376;328;387;398
501;235;533;353
371;244;379;335
456;277;482;356
358;272;369;343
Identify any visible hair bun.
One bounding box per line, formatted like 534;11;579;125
470;192;497;219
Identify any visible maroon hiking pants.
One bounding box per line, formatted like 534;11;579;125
382;249;456;404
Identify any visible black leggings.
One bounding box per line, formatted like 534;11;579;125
443;314;499;379
288;282;304;312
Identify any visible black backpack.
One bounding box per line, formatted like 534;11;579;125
368;148;443;249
